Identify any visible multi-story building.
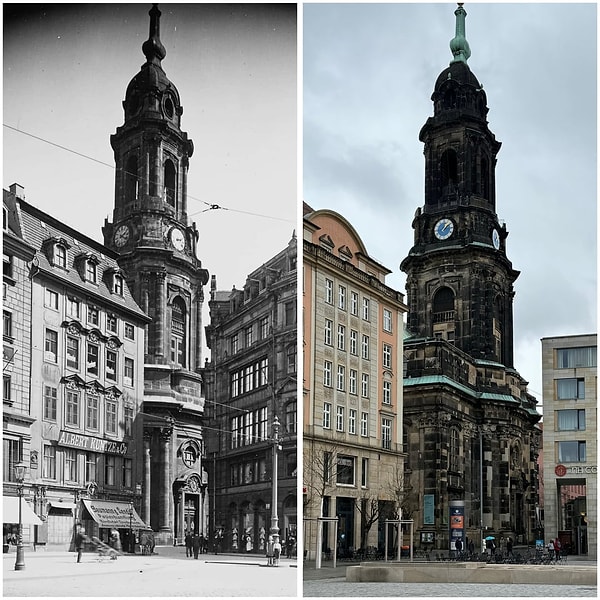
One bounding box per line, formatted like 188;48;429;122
399;5;541;551
204;236;297;554
303;205;408;559
3;183;149;550
541;334;596;558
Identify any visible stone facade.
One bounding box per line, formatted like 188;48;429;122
541;334;597;558
204;237;297;554
303;206;408;559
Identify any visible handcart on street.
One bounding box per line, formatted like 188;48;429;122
86;535;120;560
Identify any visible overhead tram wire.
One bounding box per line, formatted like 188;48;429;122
3;123;295;224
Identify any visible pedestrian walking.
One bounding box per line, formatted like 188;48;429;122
454;537;462;557
75;523;84;563
506;536;513;558
192;532;201;559
468;539;475;556
553;538;561;561
185;530;193;557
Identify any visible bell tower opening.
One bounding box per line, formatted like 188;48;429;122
164;159;176;208
432;286;455;342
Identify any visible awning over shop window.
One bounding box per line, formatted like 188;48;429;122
81;499;150;529
47;501;76;512
3;496;43;525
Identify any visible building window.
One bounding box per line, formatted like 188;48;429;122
43;445;56;479
336;405;345;432
323;402;331;429
45;288;59;310
85;453;97;482
104;455;116;486
556;410;586;431
557;346;596;369
350;292;359;316
124;358;134;386
323;361;332;387
350;330;357;355
338;285;346;310
124;323;135;340
65;391;79;427
3;375;10;404
557;441;586;463
285;301;295;327
361;335;370;360
66;336;79;370
325;278;333;304
87;343;99;376
86;260;97;283
122;458;132;488
362;298;370;321
361;373;369;398
556;378;585;400
336;455;355;485
3;253;13;278
383;380;392;405
170;297;186;367
383;308;393;333
337;365;345;391
349;369;357;395
348;409;356;435
124;406;133;436
286;344;296;374
244;325;253;348
86;394;99;429
106;401;117;434
449;428;459;471
43;386;57;421
113;275;124;296
106;314;118;334
87;306;99;326
360;412;369;437
67;297;80;319
3;310;12;338
361;457;368;487
382;417;392;450
230;333;239;354
65;449;78;482
324;319;333;346
285;401;297;434
260;316;269;339
383;344;392;368
45;329;58;363
337;324;346;351
55;245;67;269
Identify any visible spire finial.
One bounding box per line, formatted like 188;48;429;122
450;3;471;64
142;4;166;65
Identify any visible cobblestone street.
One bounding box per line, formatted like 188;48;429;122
4;547;298;597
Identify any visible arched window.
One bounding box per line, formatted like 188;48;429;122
433;287;455;322
170;296;186;367
440;149;458;195
285;401;297;434
124;155;138;203
449;428;459;472
164;159;176;207
481;156;490;199
493;295;503;361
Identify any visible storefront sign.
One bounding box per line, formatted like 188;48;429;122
555;464;597;477
58;431;128;455
82;499;149;529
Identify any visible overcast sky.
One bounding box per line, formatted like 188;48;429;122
304;2;597;410
3;3;297;340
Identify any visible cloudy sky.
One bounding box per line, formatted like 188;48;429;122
304;2;597;410
4;2;297;338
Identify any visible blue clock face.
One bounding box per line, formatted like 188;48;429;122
492;229;500;250
434;218;454;240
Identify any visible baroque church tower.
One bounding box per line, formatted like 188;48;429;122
400;5;541;550
103;5;209;545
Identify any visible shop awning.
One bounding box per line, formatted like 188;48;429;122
3;496;43;525
81;499;150;529
47;500;76;511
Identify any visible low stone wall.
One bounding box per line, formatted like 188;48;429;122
346;562;597;586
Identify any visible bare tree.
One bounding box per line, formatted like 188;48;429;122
303;438;342;518
385;463;419;520
354;495;382;550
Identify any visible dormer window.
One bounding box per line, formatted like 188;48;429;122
114;274;124;296
42;237;71;269
104;267;126;296
86;261;97;283
55;245;67;269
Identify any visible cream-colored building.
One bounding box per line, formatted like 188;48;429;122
303;205;408;559
541;334;596;558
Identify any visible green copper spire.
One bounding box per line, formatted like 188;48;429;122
450;3;471;64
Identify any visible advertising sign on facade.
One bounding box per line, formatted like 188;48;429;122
58;431;128;455
449;500;465;551
423;494;435;525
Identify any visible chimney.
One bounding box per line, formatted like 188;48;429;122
9;183;25;200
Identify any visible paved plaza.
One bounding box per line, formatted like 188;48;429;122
4;546;298;597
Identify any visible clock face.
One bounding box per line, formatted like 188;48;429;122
114;224;130;248
492;229;500;250
170;227;186;251
434;218;454;240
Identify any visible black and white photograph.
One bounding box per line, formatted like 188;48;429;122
3;3;297;597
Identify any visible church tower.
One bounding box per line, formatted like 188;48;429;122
103;4;209;545
400;5;541;551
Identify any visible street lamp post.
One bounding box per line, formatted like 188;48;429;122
14;461;27;571
270;417;281;564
